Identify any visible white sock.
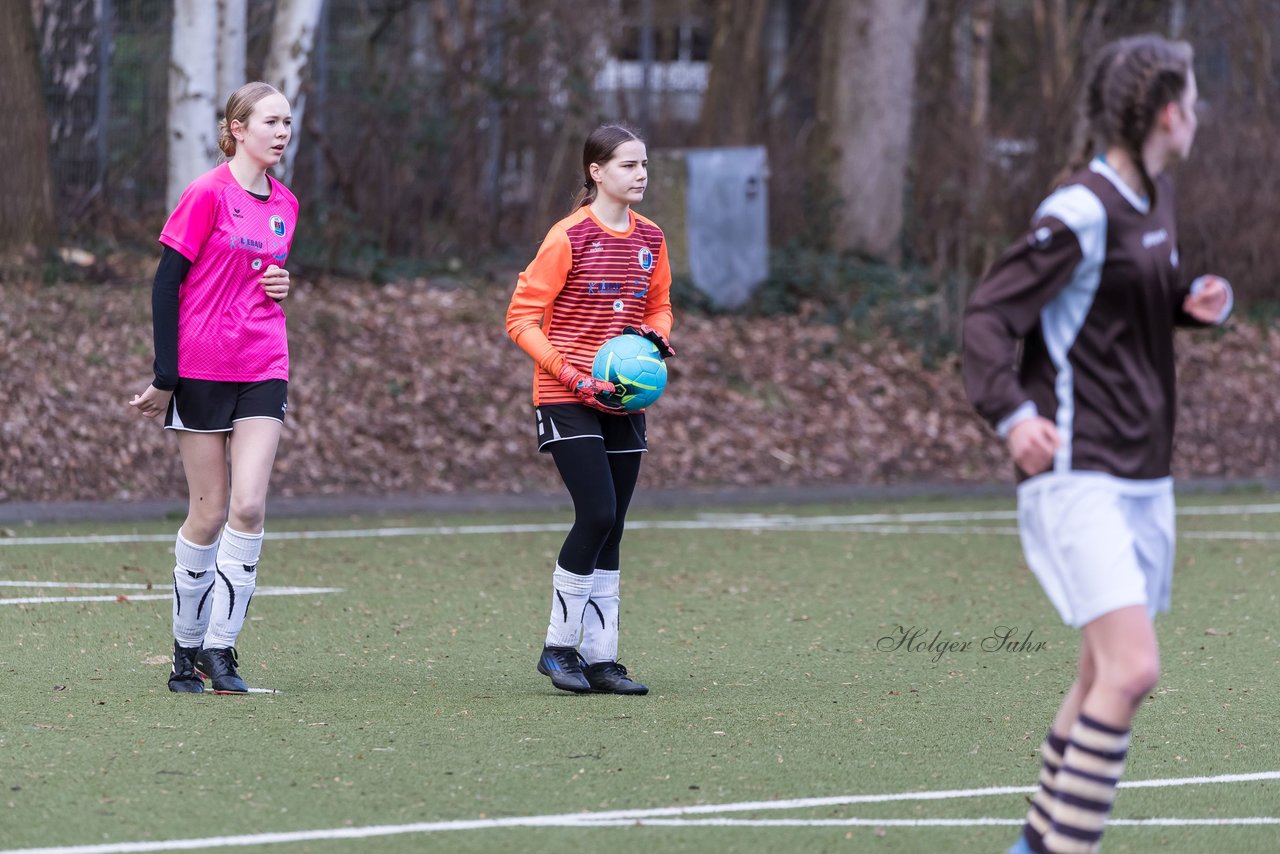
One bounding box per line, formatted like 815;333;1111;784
545;565;593;648
172;532;218;647
580;569;620;664
203;525;262;650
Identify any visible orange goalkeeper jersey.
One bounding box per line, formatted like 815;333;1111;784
506;206;673;406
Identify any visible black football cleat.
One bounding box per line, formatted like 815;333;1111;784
584;661;648;695
537;645;592;693
195;646;249;694
167;641;204;693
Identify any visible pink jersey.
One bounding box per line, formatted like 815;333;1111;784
160;163;299;382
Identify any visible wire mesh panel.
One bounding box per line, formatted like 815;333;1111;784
36;0;111;224
104;0;171;227
36;0;173;234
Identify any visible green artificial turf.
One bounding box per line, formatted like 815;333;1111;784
0;495;1275;853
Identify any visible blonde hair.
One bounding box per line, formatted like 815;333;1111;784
217;82;285;160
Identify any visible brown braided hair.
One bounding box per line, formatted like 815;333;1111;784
570;123;644;212
1060;35;1193;202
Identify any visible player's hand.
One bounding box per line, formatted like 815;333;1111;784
261;264;290;302
557;363;625;413
1007;416;1060;477
129;384;173;419
1183;274;1230;324
622;324;675;358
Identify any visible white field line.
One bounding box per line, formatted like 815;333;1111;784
1;771;1276;854
0;585;341;606
757;524;1022;535
0;581;172;589
571;817;1280;828
1181;530;1280;541
5;501;1280;547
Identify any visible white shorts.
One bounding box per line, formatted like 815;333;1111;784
1017;471;1174;628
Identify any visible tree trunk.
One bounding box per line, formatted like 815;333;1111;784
1168;0;1187;38
427;0;497;248
217;0;247;108
969;0;994;136
695;0;769;146
1243;0;1272;114
263;0;325;184
168;0;218;211
815;0;927;261
1030;0;1109;176
0;0;55;261
954;0;996;338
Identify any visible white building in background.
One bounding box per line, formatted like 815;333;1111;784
594;16;710;122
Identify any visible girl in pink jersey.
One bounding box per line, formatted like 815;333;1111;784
130;82;299;695
963;37;1231;854
506;124;674;695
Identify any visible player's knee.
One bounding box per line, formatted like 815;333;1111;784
578;504;617;539
1100;655;1160;703
227;496;266;532
185;509;226;544
1073;660;1097;696
1127;658;1161;699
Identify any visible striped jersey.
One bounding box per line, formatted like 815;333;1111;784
963;158;1224;481
507;206;673;407
159;163;298;382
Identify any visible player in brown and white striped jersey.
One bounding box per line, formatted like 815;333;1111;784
963;36;1232;854
506;124;674;696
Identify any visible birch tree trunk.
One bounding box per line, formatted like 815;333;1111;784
263;0;325;183
168;0;218;211
217;0;247;108
815;0;927;261
1;0;55;260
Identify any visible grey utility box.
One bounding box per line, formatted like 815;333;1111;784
641;146;769;309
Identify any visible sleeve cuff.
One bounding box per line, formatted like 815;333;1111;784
1191;275;1234;324
995;400;1038;439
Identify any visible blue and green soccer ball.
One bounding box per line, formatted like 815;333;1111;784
592;333;668;411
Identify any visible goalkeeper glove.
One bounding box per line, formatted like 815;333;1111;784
557;363;625;413
622;324;675;358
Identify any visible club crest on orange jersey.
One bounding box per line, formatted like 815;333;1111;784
637;246;653;271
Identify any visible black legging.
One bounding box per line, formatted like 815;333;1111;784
549;441;643;575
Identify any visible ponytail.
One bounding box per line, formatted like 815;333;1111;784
571;178;597;211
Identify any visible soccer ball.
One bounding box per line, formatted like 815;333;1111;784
592;334;668;411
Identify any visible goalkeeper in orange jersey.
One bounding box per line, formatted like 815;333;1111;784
506;123;674;695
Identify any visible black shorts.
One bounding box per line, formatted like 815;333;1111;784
535;404;647;453
165;379;288;432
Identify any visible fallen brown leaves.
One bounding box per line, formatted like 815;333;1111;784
1;275;1276;503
